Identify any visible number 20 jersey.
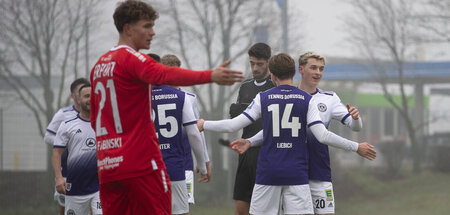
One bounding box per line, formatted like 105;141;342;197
243;85;316;186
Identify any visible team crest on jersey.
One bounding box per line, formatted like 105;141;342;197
85;138;96;147
66;183;72;191
318;103;327;112
67;209;76;215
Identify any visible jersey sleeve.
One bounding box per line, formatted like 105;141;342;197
46;109;65;134
53;122;69;148
248;130;264;147
242;94;262;122
188;93;210;162
306;98;324;127
203;94;260;132
182;93;197;126
127;51;213;86
307;98;358;152
44;109;65;145
331;93;363;131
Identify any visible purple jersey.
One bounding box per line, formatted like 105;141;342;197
244;85;315;185
152;85;196;181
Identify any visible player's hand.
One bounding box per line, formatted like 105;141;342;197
357;142;377;160
230;139;251;154
205;161;211;183
346;104;360;120
55;177;66;194
197;119;205;132
196;168;209;183
211;60;244;85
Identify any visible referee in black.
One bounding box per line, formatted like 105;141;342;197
229;43;275;215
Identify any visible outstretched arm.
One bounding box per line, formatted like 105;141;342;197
198;114;253;133
309;99;376;160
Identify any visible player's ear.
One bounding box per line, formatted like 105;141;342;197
298;66;304;75
123;23;132;36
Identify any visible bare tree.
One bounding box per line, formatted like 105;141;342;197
0;0;101;137
416;0;450;43
343;0;425;172
150;0;300;203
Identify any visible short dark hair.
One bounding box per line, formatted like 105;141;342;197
161;54;181;67
70;78;90;94
268;53;296;80
147;53;161;62
248;43;271;60
78;83;91;95
113;0;159;33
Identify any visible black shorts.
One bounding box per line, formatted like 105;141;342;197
233;146;260;202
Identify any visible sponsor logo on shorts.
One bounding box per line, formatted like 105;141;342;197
325;189;333;201
186;183;192;193
67;209;76;215
328;202;334;208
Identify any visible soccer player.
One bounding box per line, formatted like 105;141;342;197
44;78;89;215
299;52;363;215
198;53;376;215
161;54;211;205
152;84;207;215
228;43;275;215
52;84;102;215
89;1;243;214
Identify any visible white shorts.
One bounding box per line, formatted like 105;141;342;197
54;177;66;207
250;184;313;215
65;191;102;215
171;180;189;214
309;180;335;214
185;170;195;204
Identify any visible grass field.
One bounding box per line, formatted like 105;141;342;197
1;169;449;214
189;169;450;215
335;169;450;215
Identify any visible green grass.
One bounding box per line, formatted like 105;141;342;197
335;170;450;215
2;170;449;215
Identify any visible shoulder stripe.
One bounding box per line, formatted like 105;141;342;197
186;92;196;97
64;116;78;124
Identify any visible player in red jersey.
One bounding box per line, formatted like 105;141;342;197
90;1;243;215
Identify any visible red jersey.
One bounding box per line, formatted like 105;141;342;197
90;45;212;184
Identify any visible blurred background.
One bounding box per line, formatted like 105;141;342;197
0;0;449;214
